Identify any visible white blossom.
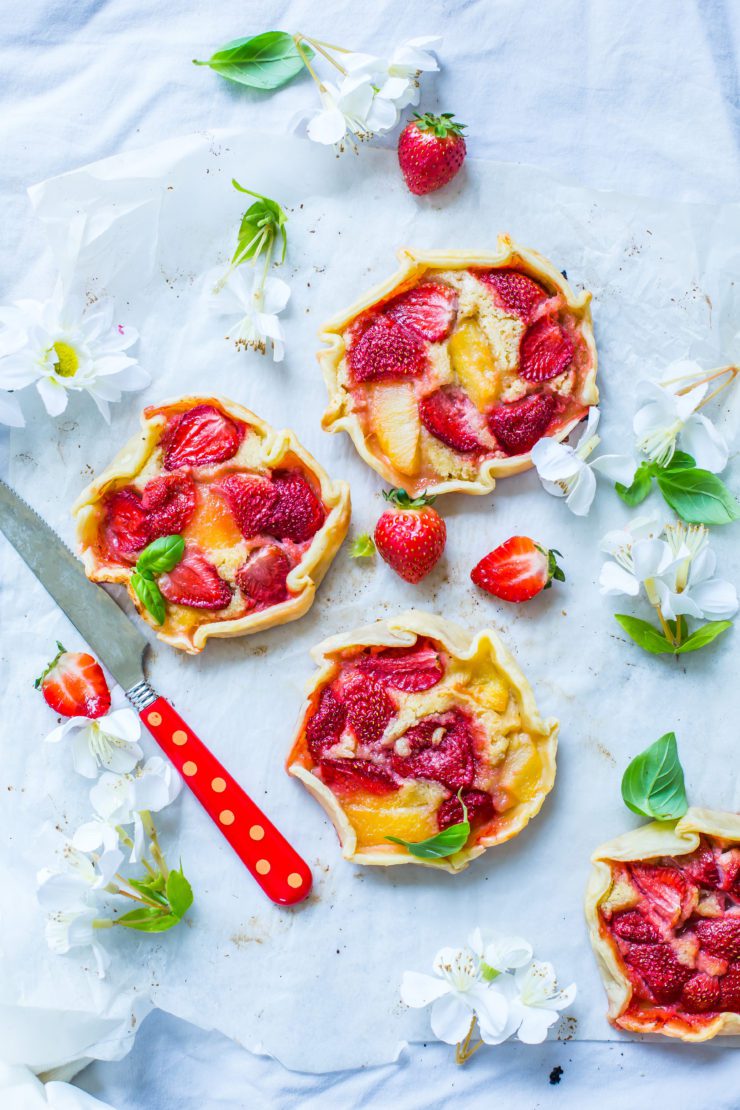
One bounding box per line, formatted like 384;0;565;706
655;522;738;621
487;961;577;1045
0;284;149;422
44;707;143;780
468;928;533;977
634;365;729;472
400;945;509;1045
208;266;290;361
531;408;635;516
90;756;181;861
343;36;442;112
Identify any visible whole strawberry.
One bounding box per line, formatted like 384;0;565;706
471;536;564;602
374;489;446;583
398;113;467;196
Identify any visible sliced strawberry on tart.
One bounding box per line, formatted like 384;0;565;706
319;235;597;497
586;809;740;1040
73;396;351;653
287;611;558;871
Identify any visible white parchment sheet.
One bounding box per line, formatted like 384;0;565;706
2;130;740;1071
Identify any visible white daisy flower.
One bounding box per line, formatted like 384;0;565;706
0;284;149;421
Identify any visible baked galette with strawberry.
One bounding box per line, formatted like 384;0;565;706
73;396;351;653
319;236;597;497
586;809;740;1040
287;611;558;871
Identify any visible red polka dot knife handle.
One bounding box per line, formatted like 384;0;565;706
140;696;312;906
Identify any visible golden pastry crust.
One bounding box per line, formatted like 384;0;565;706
319;236;598;497
287;610;558;872
72;395;351;653
585;808;740;1041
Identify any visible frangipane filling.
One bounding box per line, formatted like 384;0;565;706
94;402;326;631
340;266;593;485
600;838;740;1026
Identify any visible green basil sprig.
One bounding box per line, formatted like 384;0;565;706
616;452;740;525
116;865;194;933
614;614;732;656
621;732;688;820
386;795;470;860
231;180;288;267
131;535;185;625
193;31;312;91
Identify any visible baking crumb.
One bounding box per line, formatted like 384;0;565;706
549;1065;564;1085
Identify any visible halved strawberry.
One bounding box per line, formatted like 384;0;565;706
320;757;399;795
306;686;347;761
271;471;326;543
623;943;692;1004
684;847;721;890
478;269;548;322
419;387;483;453
218;474;281;540
161;404;244;471
356;641;444;692
386;283;458;342
101;488;150;563
719;962;740;1011
142;473;196;539
632;865;696;927
488;392;557;455
680;973;721;1014
518;316;574;382
342;672;394;747
235;545;291;609
611;910;661;945
471;536;564;603
158;546;231;609
437;788;494;831
36;644;111;719
695;918;740;960
348;316;428;383
392;710;475;791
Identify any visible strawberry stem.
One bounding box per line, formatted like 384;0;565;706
412;112;466;138
383;487;436;510
34;641;66;689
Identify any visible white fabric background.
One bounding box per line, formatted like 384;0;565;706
2;0;739;1106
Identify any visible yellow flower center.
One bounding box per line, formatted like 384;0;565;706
52;341;79;378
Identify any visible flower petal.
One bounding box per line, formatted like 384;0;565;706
36;376;69;417
681;413;729;473
689;578;739;619
430;993;473;1045
599;561;641;597
0;391;25;427
591;453;637;485
400;971;450;1009
564;465;596;516
531;439;579;482
516;1004;560;1044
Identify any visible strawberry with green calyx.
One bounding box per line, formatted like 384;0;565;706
398;113;467;196
374;489;446;584
35;643;111;719
471;536;565;603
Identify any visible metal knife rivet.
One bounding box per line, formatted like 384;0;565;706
148;712;162;727
249;824;265;841
183;761;197;777
256;859;271;875
211;777;226;792
287;873;303;889
219;809;235;826
172;729;188;746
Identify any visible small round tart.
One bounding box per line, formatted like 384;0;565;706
73;396;351;653
586;808;740;1041
287;610;558;872
319;236;597;497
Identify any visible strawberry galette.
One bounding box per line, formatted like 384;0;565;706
73;396;351;653
319;237;597;496
287;611;558;871
586;809;740;1041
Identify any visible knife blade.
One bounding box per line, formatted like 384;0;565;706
0;478;312;905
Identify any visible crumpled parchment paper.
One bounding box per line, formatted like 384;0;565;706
2;129;739;1071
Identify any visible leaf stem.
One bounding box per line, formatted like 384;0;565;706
654;605;677;647
141;811;169;881
299;35;348;75
665;364;739;409
293;35;324;88
455;1016;485;1065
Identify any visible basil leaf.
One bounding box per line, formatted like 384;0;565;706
656;467;740;525
128;877;168;906
386;795;470;859
136;535;185;575
193;32;311;91
664;451;696;471
614;614;675;654
166;866;194;920
615;462;654;507
621;732;688;820
675;620;733;654
132;571;166;626
116;907;181;932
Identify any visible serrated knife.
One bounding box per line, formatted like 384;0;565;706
0;478;312;906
